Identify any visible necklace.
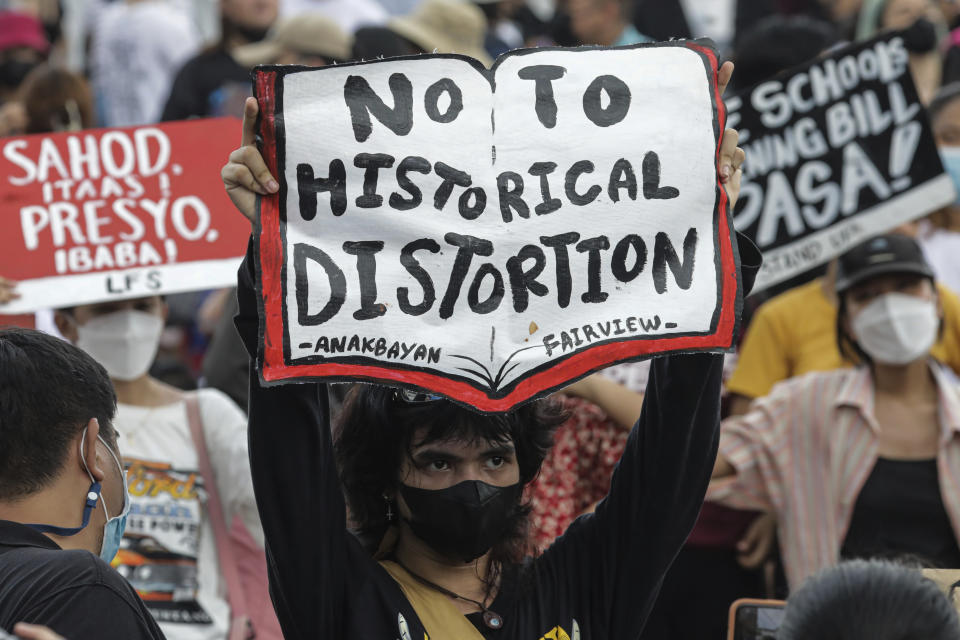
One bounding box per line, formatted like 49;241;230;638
391;557;504;630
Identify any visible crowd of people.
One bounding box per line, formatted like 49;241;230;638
3;0;960;638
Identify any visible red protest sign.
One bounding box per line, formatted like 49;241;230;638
0;118;249;313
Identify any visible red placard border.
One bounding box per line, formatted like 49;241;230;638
254;41;741;412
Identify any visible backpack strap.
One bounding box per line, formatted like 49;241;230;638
185;393;253;639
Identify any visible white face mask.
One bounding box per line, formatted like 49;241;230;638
75;310;164;381
851;292;939;365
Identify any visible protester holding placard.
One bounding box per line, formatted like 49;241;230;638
221;44;752;637
52;297;278;640
711;233;960;590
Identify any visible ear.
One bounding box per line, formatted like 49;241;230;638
78;417;107;483
54;310;78;343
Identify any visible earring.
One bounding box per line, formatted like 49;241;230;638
384;496;395;522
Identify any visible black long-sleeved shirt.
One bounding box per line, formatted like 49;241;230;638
236;236;756;639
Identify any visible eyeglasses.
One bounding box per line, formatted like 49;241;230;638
392;388;445;404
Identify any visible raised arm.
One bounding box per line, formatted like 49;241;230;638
535;352;728;637
225;100;349;639
532;104;758;633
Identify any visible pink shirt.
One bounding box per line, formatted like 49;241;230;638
708;363;960;589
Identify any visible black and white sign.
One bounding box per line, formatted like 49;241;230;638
729;33;955;291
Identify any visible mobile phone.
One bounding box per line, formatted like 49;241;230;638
727;598;786;640
0;628;17;640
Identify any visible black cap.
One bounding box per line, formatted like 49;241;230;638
835;233;935;294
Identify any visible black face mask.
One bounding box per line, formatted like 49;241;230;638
399;480;522;563
0;60;37;90
902;17;938;53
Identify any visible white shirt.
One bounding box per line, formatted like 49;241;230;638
114;389;261;640
91;1;200;126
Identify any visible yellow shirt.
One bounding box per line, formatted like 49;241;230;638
727;278;960;399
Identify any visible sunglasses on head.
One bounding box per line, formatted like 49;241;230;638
392;388;445;404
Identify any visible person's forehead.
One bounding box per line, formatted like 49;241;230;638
78;295;161;312
411;430;515;454
851;271;927;291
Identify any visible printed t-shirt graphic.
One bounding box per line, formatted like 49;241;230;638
115;458;211;626
110;391;256;640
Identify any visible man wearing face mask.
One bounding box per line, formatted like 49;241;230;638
711;233;960;591
53;297;276;640
0;327;163;640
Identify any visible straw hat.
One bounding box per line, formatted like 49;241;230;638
233;14;352;67
388;0;493;66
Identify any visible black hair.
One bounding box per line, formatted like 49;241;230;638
334;384;568;566
732;15;839;91
779;560;960;640
836;292;873;367
929;82;960;125
0;327;117;500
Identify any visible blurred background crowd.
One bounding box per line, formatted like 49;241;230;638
4;0;960;638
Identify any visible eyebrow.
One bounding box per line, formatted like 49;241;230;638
482;444;516;457
411;443;516;463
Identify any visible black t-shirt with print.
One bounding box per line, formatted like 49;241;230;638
235;240;732;640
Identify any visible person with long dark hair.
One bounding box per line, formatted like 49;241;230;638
220;60;751;639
